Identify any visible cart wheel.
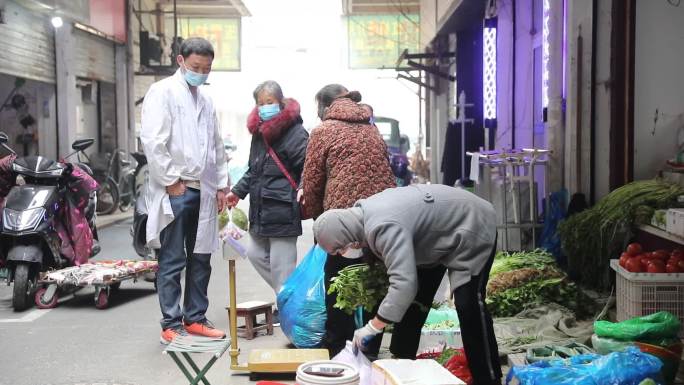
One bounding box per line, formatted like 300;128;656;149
34;287;58;309
110;282;121;291
95;289;109;309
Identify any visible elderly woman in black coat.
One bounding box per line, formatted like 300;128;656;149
227;81;309;318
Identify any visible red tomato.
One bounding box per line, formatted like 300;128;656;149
669;254;683;264
626;243;643;256
666;263;681;273
678;260;684;271
619;252;631;268
671;249;684;259
647;260;666;273
641;256;653;269
652;250;670;261
626;257;644;273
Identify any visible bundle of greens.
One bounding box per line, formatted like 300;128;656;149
485;250;589;318
328;262;389;315
558;179;684;291
490;249;556;278
486;275;585;317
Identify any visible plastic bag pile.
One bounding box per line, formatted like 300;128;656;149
507;347;663;385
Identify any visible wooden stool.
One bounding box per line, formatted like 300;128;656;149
226;301;274;340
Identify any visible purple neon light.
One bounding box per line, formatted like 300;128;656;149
543;0;550;108
483;26;497;120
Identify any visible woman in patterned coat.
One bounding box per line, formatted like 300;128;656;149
301;84;395;357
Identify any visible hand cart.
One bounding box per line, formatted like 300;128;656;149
34;260;158;309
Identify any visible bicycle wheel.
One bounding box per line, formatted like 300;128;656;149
96;177;120;215
119;177;134;212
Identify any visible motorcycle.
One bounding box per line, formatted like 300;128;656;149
131;151;148;199
0;132;100;310
130;176;157;284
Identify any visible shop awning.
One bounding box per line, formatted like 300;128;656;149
341;0;419;15
164;0;251;18
435;0;486;35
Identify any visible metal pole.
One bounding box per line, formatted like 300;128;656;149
173;0;177;40
461;118;466;184
418;70;423;151
228;260;247;371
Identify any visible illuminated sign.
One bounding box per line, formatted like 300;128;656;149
347;14;420;69
177;18;241;71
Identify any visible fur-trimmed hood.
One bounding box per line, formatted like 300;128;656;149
247;98;302;145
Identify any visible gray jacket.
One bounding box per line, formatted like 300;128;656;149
356;184;496;323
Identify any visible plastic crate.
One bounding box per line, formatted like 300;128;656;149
610;260;684;337
418;328;462;353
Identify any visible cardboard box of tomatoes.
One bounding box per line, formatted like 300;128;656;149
618;243;684;274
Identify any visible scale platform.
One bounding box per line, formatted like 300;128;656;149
247;349;330;373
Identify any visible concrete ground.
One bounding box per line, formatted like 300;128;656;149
0;205;319;385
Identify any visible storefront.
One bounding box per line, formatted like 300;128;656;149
0;0;132;159
0;0;57;158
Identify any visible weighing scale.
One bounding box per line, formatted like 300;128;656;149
223;239;329;380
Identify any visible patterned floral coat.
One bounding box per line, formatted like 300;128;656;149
302;97;395;218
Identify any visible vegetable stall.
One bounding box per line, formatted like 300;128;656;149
287;178;684;384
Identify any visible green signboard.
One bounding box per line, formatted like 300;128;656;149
347;14;420;69
177;18;241;71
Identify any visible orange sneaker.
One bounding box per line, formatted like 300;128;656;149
160;327;186;345
184;320;226;339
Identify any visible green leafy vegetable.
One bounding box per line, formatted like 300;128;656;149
490;249;556;277
486;276;588;318
435;348;461;366
485;249;592;318
558;179;684;290
328;263;389;315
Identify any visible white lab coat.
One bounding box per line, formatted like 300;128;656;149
140;69;229;254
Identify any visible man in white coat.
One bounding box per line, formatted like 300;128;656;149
140;37;230;344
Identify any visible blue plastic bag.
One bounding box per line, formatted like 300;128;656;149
506;347;664;385
277;245;327;348
541;190;567;262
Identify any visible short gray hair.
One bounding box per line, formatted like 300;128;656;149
253;80;284;103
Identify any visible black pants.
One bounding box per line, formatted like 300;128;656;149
452;247;502;385
323;253;383;358
389;264;448;358
391;247;502;385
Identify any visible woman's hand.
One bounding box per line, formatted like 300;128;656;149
297;189;305;204
216;189;227;212
226;191;240;208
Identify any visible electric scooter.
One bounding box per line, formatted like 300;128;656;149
0;132;99;310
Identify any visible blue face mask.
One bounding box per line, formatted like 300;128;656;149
258;103;281;121
182;63;209;87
